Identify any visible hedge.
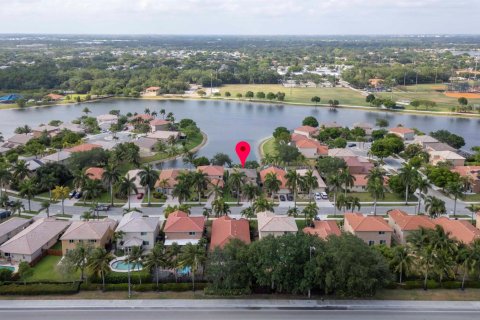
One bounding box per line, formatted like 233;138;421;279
402;280;480;290
0;282;80;295
204;286;251;296
91;271;151;284
80;282;207;292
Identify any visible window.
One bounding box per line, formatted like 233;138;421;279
189;232;196;236
143;241;149;246
69;240;75;243
368;240;375;246
89;240;96;243
378;231;385;235
141;232;147;236
380;240;386;245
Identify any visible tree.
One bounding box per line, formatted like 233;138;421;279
117;174;138;210
224;91;231;97
138;164;159;207
18;179;36;212
245;91;254;98
302;202;318;226
276;144;301;165
445;179;465;217
172;177;192;204
311;96;321;105
253;196;274;213
370;136;404;160
263;172;281;203
255;92;265;99
316;157;346;178
210;153;232;167
82;107;91;116
424;195;446;218
10;199;24;216
266;92;276;100
366;167;386;215
182;151;197;168
52;185;70;215
242;183;260;204
0;164;11;199
375;118;389;128
285;170;302;209
66;242;93;281
18;261;33;285
390;246;412;283
327;173;343;215
345;196;361;211
398;164;420;205
430;130;465;149
302;116;319;128
143;243;167;289
12;160;29;181
191;171;208;204
102;164;121;206
178;243;206;292
415;177;430;215
212;197;230;217
40;200;51;217
366;94;376;103
88;248;113;291
39;173;56;201
228;169;247;204
339;169;355;197
458;97;468;106
302;170;319;202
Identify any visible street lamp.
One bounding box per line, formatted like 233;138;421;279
308;246;316;299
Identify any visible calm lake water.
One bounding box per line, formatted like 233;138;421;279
1;99;479;167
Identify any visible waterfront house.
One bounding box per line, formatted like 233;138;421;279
2;133;35;148
115;212;160;252
45;93;64;101
257;211;298;239
163;211;205;246
0;218;70;263
96;114;118;125
428;151;465;167
293;125;319;138
451;166;480;193
32;125;60;137
210;216;250;250
353;122;373;135
197;165;225;188
388;209;435;244
425;142;457;153
343;212;393;247
143;86;161;96
66;143;102;153
145;130;180;141
303;220;341;239
296;169;326;193
294;138;328;158
134;137;158;154
320;121;342;129
0;218;31;245
149;119;171;132
388;127;415;140
413;135;439;148
60;219;117;255
259;166;289;194
155;168;186;195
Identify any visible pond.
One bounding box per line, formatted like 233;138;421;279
1;99;479;167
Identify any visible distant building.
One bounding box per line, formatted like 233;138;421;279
45;93;64;101
344;212;393;247
388;127;415;140
451;166;480;193
429;151;465;167
149;119;170;132
143;86;161;96
257;211;298;239
293;126;319;138
85;167;105;181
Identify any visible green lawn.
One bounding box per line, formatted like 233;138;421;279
28;256;79;282
464;194;480;202
342;192;417;202
260;137;277;157
140;132;204;163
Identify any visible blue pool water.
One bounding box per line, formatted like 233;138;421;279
0;266;15;272
177;266;191;275
111;260;142;271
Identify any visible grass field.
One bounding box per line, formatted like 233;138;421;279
27;256;79;282
343;192;417;202
260;137;277;157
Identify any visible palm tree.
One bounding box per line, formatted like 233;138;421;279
11;199;24;216
398;164;419;205
182;151;197;169
228;169;247;205
143;243;167;288
390;246;412;283
82;179;103;205
88;248;113;291
82;107;91;116
263;172;281;203
160;109;166;119
457;245;474;290
345;196;361;211
252;196;274;213
285;170;302;209
18;179;36;212
466;204;480;224
446;180;465;217
172;179;192;204
240;206;255;220
81;210;93;221
339;169;355;197
12;160;29;181
191;171;208;205
178;243;206;292
424;195;446;218
139;164;159;207
415;177;430;215
117;174;138;210
128;246;144;284
327;173;343;215
166;243;181;282
366;168;385;215
0;164;11;198
302;170;319;202
242;183;260;204
102;164;121;206
112;230;125;251
72;170;89;191
302;202;318;226
212;197;230;217
335;193;348;213
40;200;51;217
69;243;93;281
52;185;70;215
144;107;151;115
39;173;56;201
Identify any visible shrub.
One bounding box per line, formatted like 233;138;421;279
91;271;151;284
0;283;80;295
403;280;439;290
0;269;13;281
204;286;251;296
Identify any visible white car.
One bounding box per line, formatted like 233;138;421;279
315;195;322;201
321;192;328;200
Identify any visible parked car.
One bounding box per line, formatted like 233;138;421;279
69;190;77;199
348;143;357;148
315;194;322;201
287;194;294;201
137;193;144;200
75;191;83;199
95;205;111;211
279;195;286;201
321;192;328;200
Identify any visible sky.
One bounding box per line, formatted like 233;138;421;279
1;0;479;35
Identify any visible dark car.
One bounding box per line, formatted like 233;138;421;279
75;191;83;199
137;193;144;200
287;194;294;201
69;190;77;199
279;195;286;201
96;205;111;211
348;143;357;147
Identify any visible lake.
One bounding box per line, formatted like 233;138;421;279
1;99;479;167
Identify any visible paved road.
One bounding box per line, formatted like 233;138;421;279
0;309;478;320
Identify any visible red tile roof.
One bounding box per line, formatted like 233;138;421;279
197;165;224;177
451;166;480;179
164;211;205;233
259;166;287;189
85;167;105;180
46;93;64;101
291;133;309;143
66;143;102;153
133;114;154;121
388;209;436;231
155;169;184;189
389;127;414;134
145;86;161;91
150;119;170;126
434;217;480;244
295;139;329;155
294;126;318;134
303;220;341;239
210;216;250;249
345;212;393;232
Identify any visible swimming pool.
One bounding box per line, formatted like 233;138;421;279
110;259;143;272
177;266;191;275
0;265;15;272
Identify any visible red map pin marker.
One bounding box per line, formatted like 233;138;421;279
235;141;251;168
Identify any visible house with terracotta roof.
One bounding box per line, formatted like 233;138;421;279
0;218;70;263
66;143;102;153
163;211;205;245
45;93;64;101
85;167;105;181
197;165;225;188
434;217;480;245
155;169;187;195
350;174;368;192
451;166;480;193
429;151;465;167
388;127;415;140
257;211;298;239
291;133;309;143
388;209;436;244
303;220;341;239
60;219;117;255
293;138;328;158
293;126;319;138
344;212;393;246
115;212;160;252
0;218;31;245
296;169;326;193
143;86;161;96
149;119;171;132
210;216;250;250
259;166;289;194
343;156;374;175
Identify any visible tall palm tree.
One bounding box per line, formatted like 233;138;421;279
18;179;36;212
398;163;419;205
129;246;144;284
166;242;181;282
117;175;138;210
339;169;355;197
39;173;56;201
191;171;208;205
102;164;121;206
302;169;319;202
302;202;318;226
263;172;281;203
160;109;166;119
82;179;103;205
228;169;247;205
112;230;125;251
240;206;255;220
366;167;385;215
0;164;11;198
253;196;274;213
88;248;113;291
143;243;167;288
424;195;446;218
327;172;343;215
178;243;206;292
285;170;302;209
335;193;348;213
242;183;260;204
11;199;24;216
69;242;93;281
182;151;197;169
466;204;480;224
12;160;29;181
415;177;430;215
172;179;192;204
72;170;89;191
52;185;70;215
345;196;361;211
390;246;412;283
446;179;465;217
212;197;230;217
139;164;159;207
40;200;51;218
